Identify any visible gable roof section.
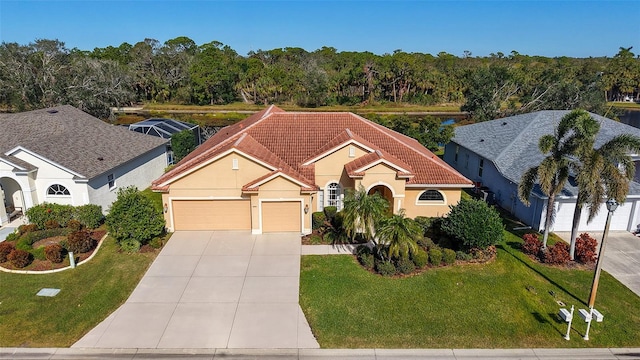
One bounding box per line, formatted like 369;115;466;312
0;105;168;180
451;110;640;196
153;106;470;191
344;150;414;179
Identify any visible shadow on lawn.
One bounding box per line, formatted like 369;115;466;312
498;242;586;307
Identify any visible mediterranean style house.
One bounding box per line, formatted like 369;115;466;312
443;110;640;233
152;105;472;234
0;105;169;225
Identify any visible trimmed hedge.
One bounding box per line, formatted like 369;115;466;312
25;203;104;230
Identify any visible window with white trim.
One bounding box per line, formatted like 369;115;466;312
478;158;484;177
417;190;445;203
327;183;342;210
107;173;116;190
47;184;70;196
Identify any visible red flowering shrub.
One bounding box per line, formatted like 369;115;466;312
18;224;38;235
66;230;95;254
543;242;570;265
45;244;64;263
575;233;598;264
44;219;60;230
522;233;542;256
7;249;31;268
0;242;16;262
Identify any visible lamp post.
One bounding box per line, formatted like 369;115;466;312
587;198;617;309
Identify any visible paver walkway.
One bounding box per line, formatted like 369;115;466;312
555;231;640;297
73;231;319;349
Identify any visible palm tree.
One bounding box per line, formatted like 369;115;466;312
376;209;422;260
341;185;389;249
518;110;599;249
568;133;640;259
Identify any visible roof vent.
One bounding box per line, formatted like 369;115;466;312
480;139;485;142
502;122;507;125
97;157;104;161
47;109;58;114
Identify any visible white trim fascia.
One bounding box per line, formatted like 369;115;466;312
405;184;474;188
6;146;86;179
0;157;27;171
159;148;277;187
302;139;375;166
354;158;411;175
250;171;313;189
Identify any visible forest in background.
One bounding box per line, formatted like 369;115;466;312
0;37;638;122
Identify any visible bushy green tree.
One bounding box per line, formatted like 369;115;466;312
441;198;503;250
106;186;165;247
376;209;422;260
171;129;197;162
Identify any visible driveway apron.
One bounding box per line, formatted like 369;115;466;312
73;231;319;349
555;231;640;297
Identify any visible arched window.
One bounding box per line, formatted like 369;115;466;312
327;183;342;210
418;190;444;202
47;184;70;196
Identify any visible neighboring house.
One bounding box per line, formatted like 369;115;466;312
128;118;201;165
443;110;640;233
0;105;169;225
152;105;472;234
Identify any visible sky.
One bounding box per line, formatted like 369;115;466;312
0;0;638;58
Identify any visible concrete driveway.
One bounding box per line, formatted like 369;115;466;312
555;231;640;297
73;231;319;349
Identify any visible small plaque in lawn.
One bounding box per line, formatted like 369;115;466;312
36;288;61;297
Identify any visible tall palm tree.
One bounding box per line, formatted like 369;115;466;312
342;185;389;249
518;110;599;249
376;209;422;260
568;133;640;259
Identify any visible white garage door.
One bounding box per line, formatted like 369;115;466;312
552;200;633;232
172;200;251;231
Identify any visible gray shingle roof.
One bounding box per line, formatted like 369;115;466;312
452;110;640;197
0;105;168;180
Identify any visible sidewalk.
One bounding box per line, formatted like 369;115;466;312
2;347;639;359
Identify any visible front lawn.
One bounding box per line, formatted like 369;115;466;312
299;231;640;348
0;236;159;347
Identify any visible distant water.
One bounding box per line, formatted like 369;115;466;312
619;110;640;129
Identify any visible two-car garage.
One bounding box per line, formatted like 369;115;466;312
170;199;302;233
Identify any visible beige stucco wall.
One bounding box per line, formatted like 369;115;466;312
403;188;461;218
314;144;367;190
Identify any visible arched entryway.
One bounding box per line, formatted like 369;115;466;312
368;185;393;212
0;177;25;224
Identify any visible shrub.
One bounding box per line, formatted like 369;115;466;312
106;186;165;245
312;212;326;230
308;234;324;245
443;248;456;265
417;237;435;250
148;236;165;249
31;246;46;260
44;219;60;230
0;242;16;262
120;239;141;253
375;260;396;276
74;204;104;229
414;216;432;236
66;219;83;231
396;257;416;274
16;228;71;252
543;242;570;265
441;198;504;250
18;224;38;235
66;230;95;254
8;249;31;268
411;248;428;268
323;206;337;221
522;233;542;257
456;251;472;261
575;233;598;264
4;232;20;242
356;245;375;269
45;244;64;263
428;247;443;266
25;203;74;229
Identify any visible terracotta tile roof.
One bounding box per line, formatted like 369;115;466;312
344;150;414;179
153;106;470;190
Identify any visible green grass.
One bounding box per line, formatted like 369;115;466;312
0;236;159;347
299;231;640;348
608;101;640;110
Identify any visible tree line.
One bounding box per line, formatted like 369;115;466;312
0;37;638;120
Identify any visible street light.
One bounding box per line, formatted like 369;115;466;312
582;198;617;340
